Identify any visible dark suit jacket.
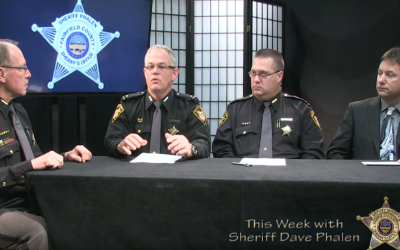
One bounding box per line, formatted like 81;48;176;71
327;96;400;160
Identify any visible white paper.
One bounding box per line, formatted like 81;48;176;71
240;158;286;166
362;161;400;166
130;153;182;164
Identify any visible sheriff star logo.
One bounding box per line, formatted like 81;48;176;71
32;0;120;90
281;124;292;137
357;197;400;250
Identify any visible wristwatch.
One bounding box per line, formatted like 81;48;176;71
191;144;198;157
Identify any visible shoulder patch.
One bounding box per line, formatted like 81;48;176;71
283;93;310;106
229;94;253;105
218;110;229;128
310;110;322;130
121;91;146;101
192;105;207;125
112;104;124;123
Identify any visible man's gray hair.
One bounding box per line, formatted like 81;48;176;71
0;39;19;66
145;44;177;67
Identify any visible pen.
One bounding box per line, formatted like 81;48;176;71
232;162;252;167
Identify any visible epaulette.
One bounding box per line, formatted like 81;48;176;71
121;91;146;101
175;92;199;103
229;94;253;105
283;93;310;106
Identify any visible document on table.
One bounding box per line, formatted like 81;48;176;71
130;153;182;164
362;161;400;166
239;158;286;166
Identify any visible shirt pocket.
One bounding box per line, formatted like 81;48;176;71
233;124;259;155
0;139;21;162
135;124;151;137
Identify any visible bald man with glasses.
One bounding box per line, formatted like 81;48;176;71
213;49;324;159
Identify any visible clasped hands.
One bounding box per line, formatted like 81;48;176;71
31;145;92;170
117;133;193;158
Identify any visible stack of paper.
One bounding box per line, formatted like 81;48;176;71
130;153;182;164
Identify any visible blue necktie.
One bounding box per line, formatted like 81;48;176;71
380;106;397;160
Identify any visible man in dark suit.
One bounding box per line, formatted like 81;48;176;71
327;47;400;160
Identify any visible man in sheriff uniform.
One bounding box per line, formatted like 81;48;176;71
0;39;92;250
213;49;324;159
105;44;210;159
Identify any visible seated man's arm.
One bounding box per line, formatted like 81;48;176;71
104;102;131;157
1;151;63;193
0;161;33;192
104;102;147;157
175;102;211;159
326;104;354;159
212;106;236;158
299;107;325;159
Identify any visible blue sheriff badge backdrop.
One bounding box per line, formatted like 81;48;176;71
32;0;120;90
0;0;151;94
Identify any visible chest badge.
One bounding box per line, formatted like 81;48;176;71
168;126;179;135
281;124;292;137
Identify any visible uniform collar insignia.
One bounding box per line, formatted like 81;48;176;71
0;98;8;105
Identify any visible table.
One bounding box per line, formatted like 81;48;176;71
26;156;400;250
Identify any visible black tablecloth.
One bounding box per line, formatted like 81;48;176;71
26;156;400;250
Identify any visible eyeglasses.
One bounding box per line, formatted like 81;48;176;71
248;70;281;79
0;65;29;73
144;64;175;71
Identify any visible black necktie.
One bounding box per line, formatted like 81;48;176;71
259;102;273;158
149;102;161;153
9;104;34;160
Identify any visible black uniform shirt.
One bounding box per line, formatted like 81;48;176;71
212;92;325;159
105;89;211;158
0;99;42;211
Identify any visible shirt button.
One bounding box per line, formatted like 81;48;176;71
138;129;141;134
21;175;25;179
243;131;247;135
2;182;6;187
10;150;13;154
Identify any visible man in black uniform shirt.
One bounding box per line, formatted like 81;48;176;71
0;39;92;250
105;44;210;158
213;49;324;159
